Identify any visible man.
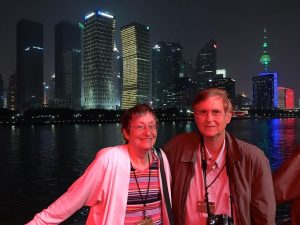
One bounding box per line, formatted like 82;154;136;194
163;88;276;225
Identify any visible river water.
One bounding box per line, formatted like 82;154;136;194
1;118;300;224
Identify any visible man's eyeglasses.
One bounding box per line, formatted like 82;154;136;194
131;124;157;131
194;110;223;118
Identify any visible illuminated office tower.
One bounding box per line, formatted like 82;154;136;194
0;74;3;108
55;21;82;109
253;27;278;110
152;42;170;108
253;73;278;110
165;43;184;107
82;10;116;109
121;23;150;109
286;88;295;109
278;87;294;109
113;44;122;109
7;73;17;110
16;19;44;111
278;87;285;109
208;77;236;105
152;42;184;107
195;39;217;90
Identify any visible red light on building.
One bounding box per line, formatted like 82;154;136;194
278;87;294;109
286;88;294;109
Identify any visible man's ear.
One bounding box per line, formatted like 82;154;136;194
226;111;232;124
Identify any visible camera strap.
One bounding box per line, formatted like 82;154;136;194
200;137;233;220
200;137;213;217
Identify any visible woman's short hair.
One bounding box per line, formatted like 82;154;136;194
192;88;233;113
121;103;158;135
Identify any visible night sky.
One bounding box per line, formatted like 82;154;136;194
1;0;300;101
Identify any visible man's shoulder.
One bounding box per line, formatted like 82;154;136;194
228;133;267;161
163;131;199;157
164;131;199;147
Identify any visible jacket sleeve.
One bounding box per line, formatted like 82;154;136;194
251;152;276;225
273;150;300;203
25;151;106;225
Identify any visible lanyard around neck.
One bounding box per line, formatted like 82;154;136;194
130;153;151;218
200;137;229;216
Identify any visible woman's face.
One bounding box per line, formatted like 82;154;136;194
123;112;157;153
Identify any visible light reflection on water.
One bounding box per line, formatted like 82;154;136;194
0;118;299;224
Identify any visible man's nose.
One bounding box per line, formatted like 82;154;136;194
206;112;214;120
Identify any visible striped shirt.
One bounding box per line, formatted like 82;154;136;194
124;152;162;225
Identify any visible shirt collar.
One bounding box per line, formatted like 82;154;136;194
205;139;226;169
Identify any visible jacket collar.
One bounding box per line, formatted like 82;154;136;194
180;131;242;163
180;131;201;163
225;132;242;163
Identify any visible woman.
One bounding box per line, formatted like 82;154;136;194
26;104;172;225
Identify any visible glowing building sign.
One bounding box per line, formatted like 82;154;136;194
98;11;114;19
84;12;95;20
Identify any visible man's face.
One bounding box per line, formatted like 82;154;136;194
194;96;232;140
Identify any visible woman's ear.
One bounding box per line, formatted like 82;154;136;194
122;128;130;142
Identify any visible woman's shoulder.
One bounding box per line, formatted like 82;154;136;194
95;144;129;161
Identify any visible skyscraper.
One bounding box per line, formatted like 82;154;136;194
0;74;3;108
16;19;43;111
82;10;116;109
278;87;294;109
253;73;278;110
195;39;217;90
121;22;150;109
152;42;184;108
152;42;171;108
7;73;17;110
285;88;294;109
55;21;82;109
208;77;236;105
113;44;122;109
253;27;278;110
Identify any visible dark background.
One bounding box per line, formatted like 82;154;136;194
1;0;300;100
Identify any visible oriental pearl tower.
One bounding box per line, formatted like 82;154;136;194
259;27;271;72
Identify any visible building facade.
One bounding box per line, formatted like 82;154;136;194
16;19;44;111
253;72;278;110
121;22;150;109
55;21;82;109
152;42;185;108
7;73;17;110
195;39;217;91
278;87;294;109
0;74;3;108
82;10;116;109
113;44;122;109
152;42;170;108
208;77;236;106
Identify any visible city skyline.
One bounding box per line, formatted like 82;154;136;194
1;0;300;101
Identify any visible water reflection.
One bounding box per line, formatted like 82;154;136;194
227;118;300;171
0;119;300;224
